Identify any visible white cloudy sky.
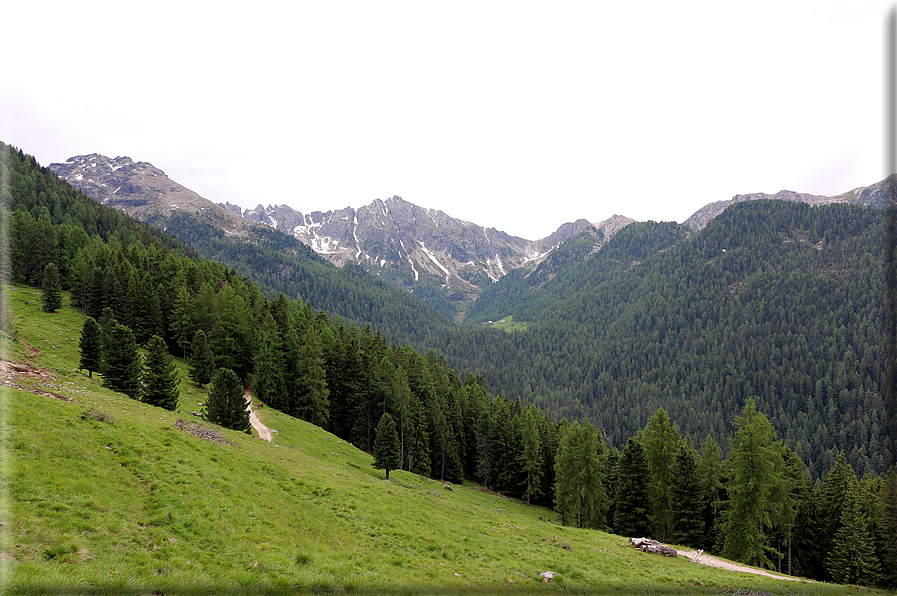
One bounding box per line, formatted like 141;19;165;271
1;1;892;239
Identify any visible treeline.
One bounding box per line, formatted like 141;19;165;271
437;203;896;480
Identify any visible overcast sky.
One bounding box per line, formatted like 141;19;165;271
2;1;892;239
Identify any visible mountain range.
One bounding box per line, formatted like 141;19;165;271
49;153;897;321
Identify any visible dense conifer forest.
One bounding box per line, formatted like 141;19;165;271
3;141;896;586
435;204;897;480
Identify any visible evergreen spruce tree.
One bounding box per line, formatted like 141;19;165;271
101;322;141;399
78;317;103;378
372;412;401;480
819;452;855;577
187;329;214;388
170;285;193;359
141;335;180;411
827;474;880;586
670;444;706;547
604;447;621;533
613;437;653;537
40;262;62;312
203;367;250;433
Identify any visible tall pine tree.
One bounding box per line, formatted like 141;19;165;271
720;398;787;569
827;472;880;586
372;413;401;480
188;329;214;388
101;322;141;399
613;437;653;537
78;317;103;378
670;444;705;547
204;367;250;433
41;262;62;312
554;421;607;529
141;335;180;411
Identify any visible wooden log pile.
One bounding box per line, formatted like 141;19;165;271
175;419;232;444
629;537;677;557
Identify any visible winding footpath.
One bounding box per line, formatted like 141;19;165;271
677;549;802;582
244;388;275;442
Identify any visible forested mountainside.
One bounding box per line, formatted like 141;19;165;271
31;141;897;480
47;153;454;342
7;143;897;587
50;153;638;321
157;211;454;348
464;220;689;325
439;201;896;479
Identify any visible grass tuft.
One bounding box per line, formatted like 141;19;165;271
78;408;114;424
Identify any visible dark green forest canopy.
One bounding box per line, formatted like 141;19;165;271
437;202;897;478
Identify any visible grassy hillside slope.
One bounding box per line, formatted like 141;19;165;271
1;286;886;595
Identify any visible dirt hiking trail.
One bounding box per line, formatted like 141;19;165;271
244;388;275;442
678;549;803;582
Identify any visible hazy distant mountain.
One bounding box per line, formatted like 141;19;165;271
682;175;897;230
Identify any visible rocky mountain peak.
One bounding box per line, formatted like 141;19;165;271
224;196;634;305
50;154;248;234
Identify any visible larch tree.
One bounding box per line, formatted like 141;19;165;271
554;421;607;530
518;405;544;505
141;335;180;411
720;398;787;569
638;407;682;541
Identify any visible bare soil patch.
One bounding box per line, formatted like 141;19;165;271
678;549;803;582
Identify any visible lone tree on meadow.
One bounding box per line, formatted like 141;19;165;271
41;262;62;312
204;367;250;433
141;335;180;411
78;317;103;378
373;413;401;480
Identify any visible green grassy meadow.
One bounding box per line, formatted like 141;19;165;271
1;285;890;595
483;317;529;333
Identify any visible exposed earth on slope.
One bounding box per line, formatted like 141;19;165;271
678;549;803;582
245;389;275;442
